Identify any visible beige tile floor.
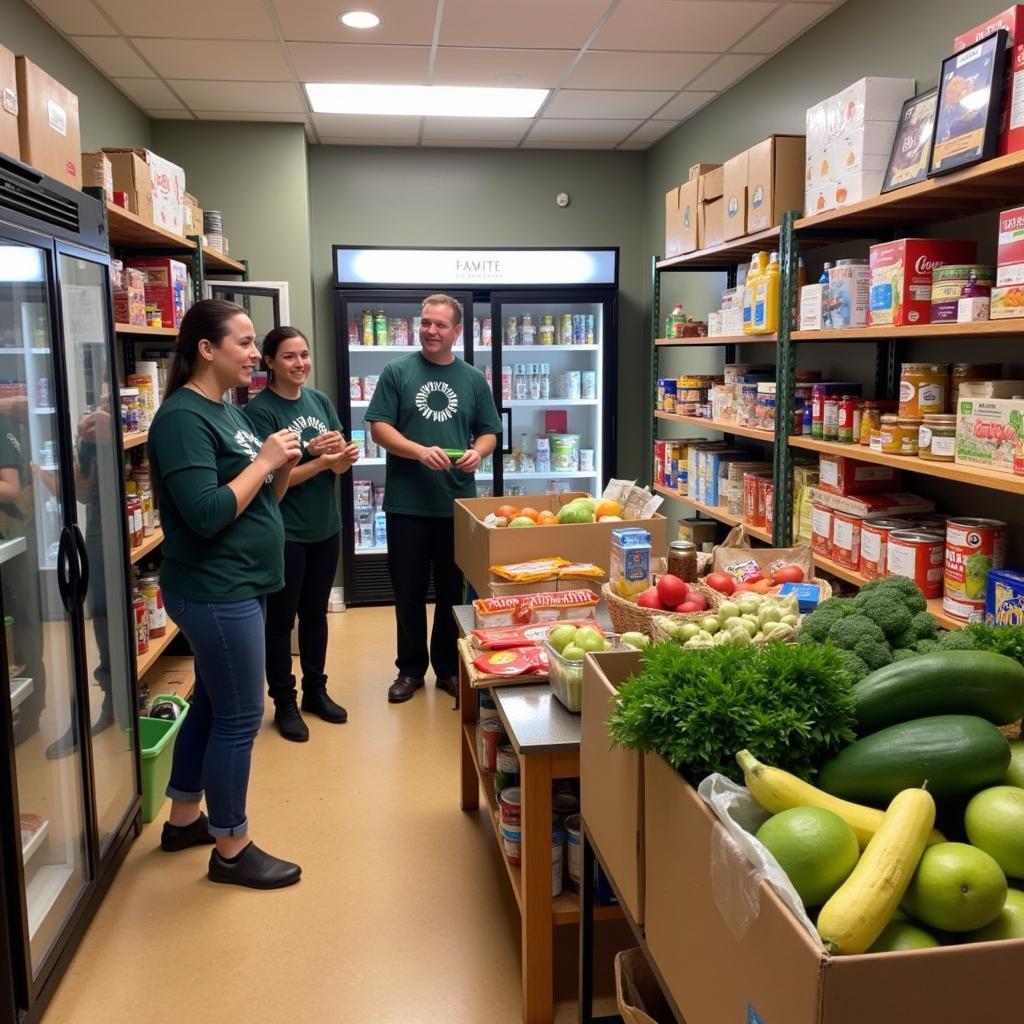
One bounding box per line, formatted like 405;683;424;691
41;605;626;1024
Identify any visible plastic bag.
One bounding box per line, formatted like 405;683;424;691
697;773;823;947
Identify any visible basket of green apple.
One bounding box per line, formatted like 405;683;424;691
543;624;650;713
651;590;801;649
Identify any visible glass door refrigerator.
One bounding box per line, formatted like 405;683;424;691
333;247;618;606
0;154;139;1023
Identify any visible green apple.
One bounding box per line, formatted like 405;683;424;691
620;631;650;650
965;786;1024;879
678;622;701;641
561;644;586;662
574;627;606;653
548;624;577;653
1004;740;1024;788
717;600;739;620
868;920;939;952
700;616;721;635
965;887;1024;943
508;516;537;528
903;842;1008;932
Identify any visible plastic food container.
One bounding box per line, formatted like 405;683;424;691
543;634;621;713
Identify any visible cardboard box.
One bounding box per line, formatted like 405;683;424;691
990;284;1024;318
818;453;900;496
955;395;1024;475
80;151;112;202
104;148;185;233
643;749;1024;1024
454;493;668;596
0;43;18;161
664;186;684;258
960;379;1024;399
746;135;805;234
698;164;724;204
800;284;826;330
582;650;645;925
700;198;724;249
105;149;155;222
14;56;80;188
810;487;935;518
997;205;1024;285
125;257;190;329
184;193;205;240
688;161;718;181
678;177;699;254
722;150;749;240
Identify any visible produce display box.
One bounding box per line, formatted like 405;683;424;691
453;493;667;597
581;650;645;925
642;747;1024;1024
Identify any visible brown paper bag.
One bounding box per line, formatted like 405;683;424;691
615;949;676;1024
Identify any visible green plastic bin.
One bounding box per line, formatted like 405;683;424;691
139;695;190;823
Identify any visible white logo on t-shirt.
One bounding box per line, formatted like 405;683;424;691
287;414;328;450
415;381;458;423
6;432;20;457
235;428;274;484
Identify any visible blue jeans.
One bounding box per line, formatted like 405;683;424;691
163;592;266;838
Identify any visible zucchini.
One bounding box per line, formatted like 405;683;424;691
818;715;1011;805
854;651;1024;734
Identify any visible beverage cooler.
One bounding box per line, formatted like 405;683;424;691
333;246;618;606
0;155;140;1022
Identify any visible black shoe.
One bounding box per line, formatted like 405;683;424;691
274;700;309;742
208;842;301;890
45;726;77;760
161;812;216;852
388;676;424;703
301;689;348;723
91;699;114;736
435;675;459;698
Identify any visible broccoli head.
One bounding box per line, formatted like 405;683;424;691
833;647;871;682
826;614;892;671
909;610;940;642
891;648;919;662
856;592;913;641
935;630;977;652
915;638;939;654
857;576;927;613
798;597;856;643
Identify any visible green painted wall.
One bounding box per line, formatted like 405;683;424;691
151;122;314;340
307;145;648;475
2;0;150;149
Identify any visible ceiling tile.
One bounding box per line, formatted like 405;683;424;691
593;0;780;52
566;50;716;91
622;119;677;144
197;111;309;122
685;53;766;92
543;89;674;119
320;138;419;147
27;0;115;36
70;36;152;77
172;81;306;113
734;2;835;53
617;140;655;150
521;139;617;150
526;118;641;143
94;0;277;39
289;43;431;85
146;109;197;120
655;90;716;120
274;0;440;46
422;117;532;141
310;113;422;139
439;0;611;48
423;139;517;148
432;48;574;88
133;40;292;82
112;78;185;110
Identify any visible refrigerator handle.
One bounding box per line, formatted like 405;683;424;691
500;408;512;454
56;525;79;613
72;523;90;605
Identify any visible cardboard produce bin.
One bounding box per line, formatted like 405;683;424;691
0;43;18;161
582;650;645;925
453;492;667;597
746;134;805;234
643;750;1024;1024
105;148;154;222
15;56;80;189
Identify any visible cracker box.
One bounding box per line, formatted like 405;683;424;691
997;205;1024;285
991;284;1024;318
869;238;978;326
125;257;189;329
810;488;935;518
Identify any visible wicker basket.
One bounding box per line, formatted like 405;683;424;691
602;584;710;638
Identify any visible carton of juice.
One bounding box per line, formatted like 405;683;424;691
610;528;650;598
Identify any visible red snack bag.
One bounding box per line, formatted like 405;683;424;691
472;647;549;677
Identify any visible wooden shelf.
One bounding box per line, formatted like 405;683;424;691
145;656;195;703
810;554;963;631
655;410;774;443
796;148;1024;234
788;436;1024;495
115;323;177;337
657;226;781;270
202;247;245;273
793;321;1024;342
122;430;147;450
653;484;773;543
655;333;776;346
136;620;180;679
129;528;163;564
107;202;195;250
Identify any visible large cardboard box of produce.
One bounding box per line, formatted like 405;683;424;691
746;135;805;234
722;150;749;241
454;493;667;596
582;650;645;925
15;56;80;188
0;43;18;161
105;148;154;222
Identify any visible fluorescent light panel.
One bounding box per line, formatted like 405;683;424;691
305;83;548;118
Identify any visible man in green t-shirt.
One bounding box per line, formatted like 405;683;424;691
366;294;501;704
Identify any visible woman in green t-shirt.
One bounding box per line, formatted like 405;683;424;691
149;299;304;890
244;327;358;742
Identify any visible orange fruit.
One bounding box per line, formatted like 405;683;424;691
595;499;621;519
496;504;520;521
518;507;540;523
537;511;558;525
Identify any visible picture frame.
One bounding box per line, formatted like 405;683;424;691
881;89;938;193
929;28;1008;177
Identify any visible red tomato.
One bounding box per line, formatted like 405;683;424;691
704;572;736;595
656;574;689;607
674;600;703;614
636;587;665;610
685;591;708;611
772;565;806;585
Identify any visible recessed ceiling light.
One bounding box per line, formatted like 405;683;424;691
305;83;548;118
339;10;380;29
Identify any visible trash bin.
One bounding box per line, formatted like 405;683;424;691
139;694;189;823
615;948;677;1024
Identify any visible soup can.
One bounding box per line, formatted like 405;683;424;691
500;821;521;866
581;370;597;399
944;518;1006;622
859;518;909;580
499;786;521;826
886;530;944;599
477;719;502;774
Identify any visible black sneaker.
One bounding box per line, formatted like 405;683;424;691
161;812;216;852
208;843;301;889
301;689;348;724
274;700;309;742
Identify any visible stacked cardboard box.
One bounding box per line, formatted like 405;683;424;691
15;56;81;189
0;43;18;162
723;136;805;242
103;148;186;234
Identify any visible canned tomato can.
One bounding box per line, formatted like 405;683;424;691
887;530;944;599
132;590;149;655
477;719;502;773
500;821;521;866
838;395;859;443
859;517;910;580
944;518;1007;621
499;786;521;825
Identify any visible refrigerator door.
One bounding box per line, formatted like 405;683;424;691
0;233;90;983
56;248;138;857
205;281;289;335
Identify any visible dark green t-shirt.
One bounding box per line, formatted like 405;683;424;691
365;352;502;518
243;386;343;544
149;388;284;602
0;415;29;526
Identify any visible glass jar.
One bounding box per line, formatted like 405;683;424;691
859;402;881;445
539;315;555;346
876;414;922;455
918;414;956;462
950;363;1000;414
138;573;166;638
520;314;536;345
899;363;948;417
667;540;698;582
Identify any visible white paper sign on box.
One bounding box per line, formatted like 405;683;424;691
145;151;186;234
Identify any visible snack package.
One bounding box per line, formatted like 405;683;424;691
489;557;568;582
473;647;550;677
712;526;815;583
557;563;605;580
604;478;664;520
473;618;605;650
472;589;600;628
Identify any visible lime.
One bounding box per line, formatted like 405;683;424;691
965;786;1024;879
965;887;1024;943
548;625;577;653
902;842;1007;932
755;807;859;908
1004;740;1024;788
867;920;939;953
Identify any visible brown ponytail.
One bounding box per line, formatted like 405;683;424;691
164;299;248;400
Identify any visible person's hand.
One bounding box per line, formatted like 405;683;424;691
258;429;302;471
454;448;480;473
308;430;344;457
418;445;452;471
78;412;96;442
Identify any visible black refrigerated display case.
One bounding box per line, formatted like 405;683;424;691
0;154;140;1023
333;246;618;606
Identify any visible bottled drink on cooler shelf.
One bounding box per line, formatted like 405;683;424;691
374;309;388;347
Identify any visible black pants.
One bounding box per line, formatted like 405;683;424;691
264;531;340;704
386;512;463;680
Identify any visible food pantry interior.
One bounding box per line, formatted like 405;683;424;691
6;0;1024;1021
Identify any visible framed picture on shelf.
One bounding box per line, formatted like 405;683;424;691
929;29;1008;177
881;89;938;193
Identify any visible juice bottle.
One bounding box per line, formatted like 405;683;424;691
754;252;780;335
743;252;767;335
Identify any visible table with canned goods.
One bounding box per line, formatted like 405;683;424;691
455;605;621;1024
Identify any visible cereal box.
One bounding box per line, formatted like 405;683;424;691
955;396;1024;474
997;205;1024;285
869;238;977;326
987;567;1024;624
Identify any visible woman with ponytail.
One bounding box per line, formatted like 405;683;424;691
148;299;304;889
